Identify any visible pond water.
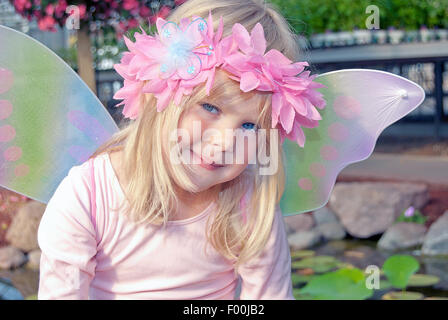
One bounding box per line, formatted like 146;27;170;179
296;239;448;299
1;239;447;299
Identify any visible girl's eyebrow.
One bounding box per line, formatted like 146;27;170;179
203;100;259;124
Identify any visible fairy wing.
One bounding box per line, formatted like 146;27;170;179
280;69;425;216
0;25;119;204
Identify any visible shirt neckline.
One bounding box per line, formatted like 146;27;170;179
104;152;215;226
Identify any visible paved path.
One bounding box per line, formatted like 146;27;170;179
339;152;448;186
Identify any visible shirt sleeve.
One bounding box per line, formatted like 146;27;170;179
237;204;294;300
37;163;98;300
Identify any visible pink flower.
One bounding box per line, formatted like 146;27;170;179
404;206;415;218
54;0;67;18
149;6;172;25
139;6;151;18
78;4;87;19
114;12;223;116
13;0;31;12
37;15;57;32
123;0;139;11
45;3;54;16
113;10;326;148
221;23;326;147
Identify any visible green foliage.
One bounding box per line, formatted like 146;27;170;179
382;255;420;289
382;291;424;300
292;255;341;273
291;249;315;260
297;268;374;300
407;274;440;287
395;207;427;224
291;273;314;286
269;0;448;35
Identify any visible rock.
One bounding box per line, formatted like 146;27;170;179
5;200;47;252
26;249;41;270
377;222;426;251
422;211;448;256
423;256;448;290
0;246;27;269
316;222;346;240
287;230;322;250
312;206;339;225
329;182;428;238
284;213;314;234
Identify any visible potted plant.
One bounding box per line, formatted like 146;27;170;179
373;28;388;44
310;33;325;49
420;25;434;42
353;26;372;45
388;26;405;44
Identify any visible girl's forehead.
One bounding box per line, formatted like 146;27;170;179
210;96;260;120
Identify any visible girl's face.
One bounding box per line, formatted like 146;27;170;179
175;96;261;192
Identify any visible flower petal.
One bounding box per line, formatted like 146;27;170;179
240;72;260;92
271;92;282;128
279;103;295;134
232;23;252;55
250;23;266;55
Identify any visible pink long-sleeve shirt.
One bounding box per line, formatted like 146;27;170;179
37;152;294;300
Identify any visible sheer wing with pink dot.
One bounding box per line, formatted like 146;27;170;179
280;69;425;216
0;25;118;204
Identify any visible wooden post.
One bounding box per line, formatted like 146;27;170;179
76;24;97;94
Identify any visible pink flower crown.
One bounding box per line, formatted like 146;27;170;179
113;10;326;147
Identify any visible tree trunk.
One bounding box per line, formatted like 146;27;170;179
76;24;97;94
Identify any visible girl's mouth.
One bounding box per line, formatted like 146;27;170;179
190;150;225;170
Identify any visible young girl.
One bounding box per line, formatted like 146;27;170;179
37;0;314;300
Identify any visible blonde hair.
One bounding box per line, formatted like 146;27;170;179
90;0;300;276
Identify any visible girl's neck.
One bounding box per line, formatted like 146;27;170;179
171;184;220;220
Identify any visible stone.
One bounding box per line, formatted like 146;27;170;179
5;200;47;252
316;222;346;240
284;213;314;234
26;249;41;270
312;206;339;225
287;230;322;250
329;182;428;238
422;211;448;256
0;246;27;269
377;222;427;251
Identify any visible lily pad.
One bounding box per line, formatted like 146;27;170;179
381;291;424;300
379;279;392;290
407;274;440;287
382;255;420;289
293;289;313;300
291;273;314;286
291;250;315;260
292;255;341;273
424;297;448;300
298;268;373;300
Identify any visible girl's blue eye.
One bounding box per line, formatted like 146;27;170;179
202;103;257;130
202;103;219;114
242;122;257;131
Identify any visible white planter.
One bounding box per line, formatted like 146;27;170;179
335;31;354;46
353;29;372;45
374;29;387;44
388;29;405;44
436;29;448;41
323;32;337;48
420;28;434;42
405;30;419;43
310;34;325;48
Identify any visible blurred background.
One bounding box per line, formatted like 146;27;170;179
0;0;447;300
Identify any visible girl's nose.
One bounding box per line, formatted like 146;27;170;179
204;127;235;153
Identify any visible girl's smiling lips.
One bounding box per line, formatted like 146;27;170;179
190;149;225;170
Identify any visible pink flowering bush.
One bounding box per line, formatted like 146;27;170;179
10;0;186;37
